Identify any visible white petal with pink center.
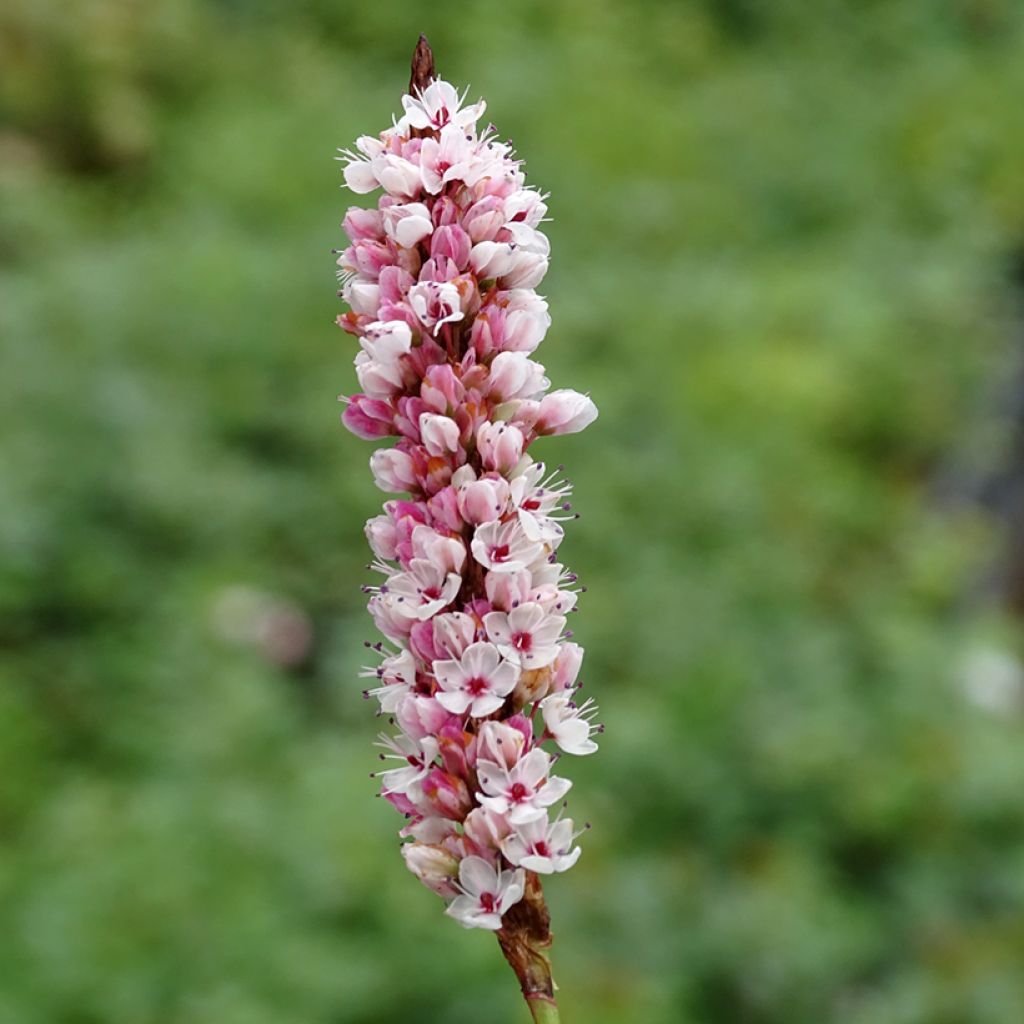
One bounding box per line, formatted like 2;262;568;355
483;602;565;670
408;280;465;331
375;733;439;795
433;641;519;717
382;558;461;620
444;855;524;931
501;816;582;874
402;80;486;132
540;693;600;755
363;648;417;712
477;748;572;826
471;519;545;574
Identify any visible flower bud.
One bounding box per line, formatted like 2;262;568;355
476;422;524;474
402;843;460;898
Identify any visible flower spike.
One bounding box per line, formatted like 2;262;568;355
335;36;597;1022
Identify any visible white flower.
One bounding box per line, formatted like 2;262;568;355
483;602;565;670
402;80;486;132
382;558;462;620
375;733;439;795
471;520;544;574
363;648;417;712
540;694;599;755
501;816;582;874
445;855;524;931
433;641;519;717
477;748;572;825
408;281;464;331
381;202;434;248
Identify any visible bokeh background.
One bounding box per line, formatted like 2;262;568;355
4;2;1024;1022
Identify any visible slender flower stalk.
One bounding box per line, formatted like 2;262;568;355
335;37;598;1021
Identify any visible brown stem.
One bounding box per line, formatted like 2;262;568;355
497;872;560;1021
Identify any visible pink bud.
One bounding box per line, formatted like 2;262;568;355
550;642;584;693
381;201;434;248
344;280;380;316
458;477;511;525
402;842;460;897
534;389;598;436
487;352;547;402
485;569;533;612
463;807;512;853
364;514;398;560
343;206;384;242
421;364;465;413
419;413;461;456
431;611;478;658
419;769;472;820
426;486;464;532
430;225;472;271
342;395;394;439
476;421;524;474
463;196;506;243
370;448;417;493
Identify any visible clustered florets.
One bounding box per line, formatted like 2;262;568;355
337;78;598;930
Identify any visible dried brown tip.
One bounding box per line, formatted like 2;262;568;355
409;34;436;96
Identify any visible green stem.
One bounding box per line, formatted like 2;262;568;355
526;993;561;1023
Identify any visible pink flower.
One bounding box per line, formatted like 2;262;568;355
408;280;465;331
484;602;566;670
445;856;524;931
433;641;519;717
477;748;572;826
501;816;582;874
402;80;485;132
336;65;600;942
471;519;544;573
540;694;600;755
375;732;439;795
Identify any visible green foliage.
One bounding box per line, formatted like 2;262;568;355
3;2;1024;1021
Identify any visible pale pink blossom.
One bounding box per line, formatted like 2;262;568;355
484;602;566;670
457;475;511;525
471;519;545;574
408;280;465;330
376;732;439;795
477;748;572;825
501;817;582;874
445;856;524;931
402;80;485;132
379;558;461;620
540;693;600;755
433;641;519;717
370;448;417;492
534;389;599;436
363;648;417;712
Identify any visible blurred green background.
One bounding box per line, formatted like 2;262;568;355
3;2;1024;1022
